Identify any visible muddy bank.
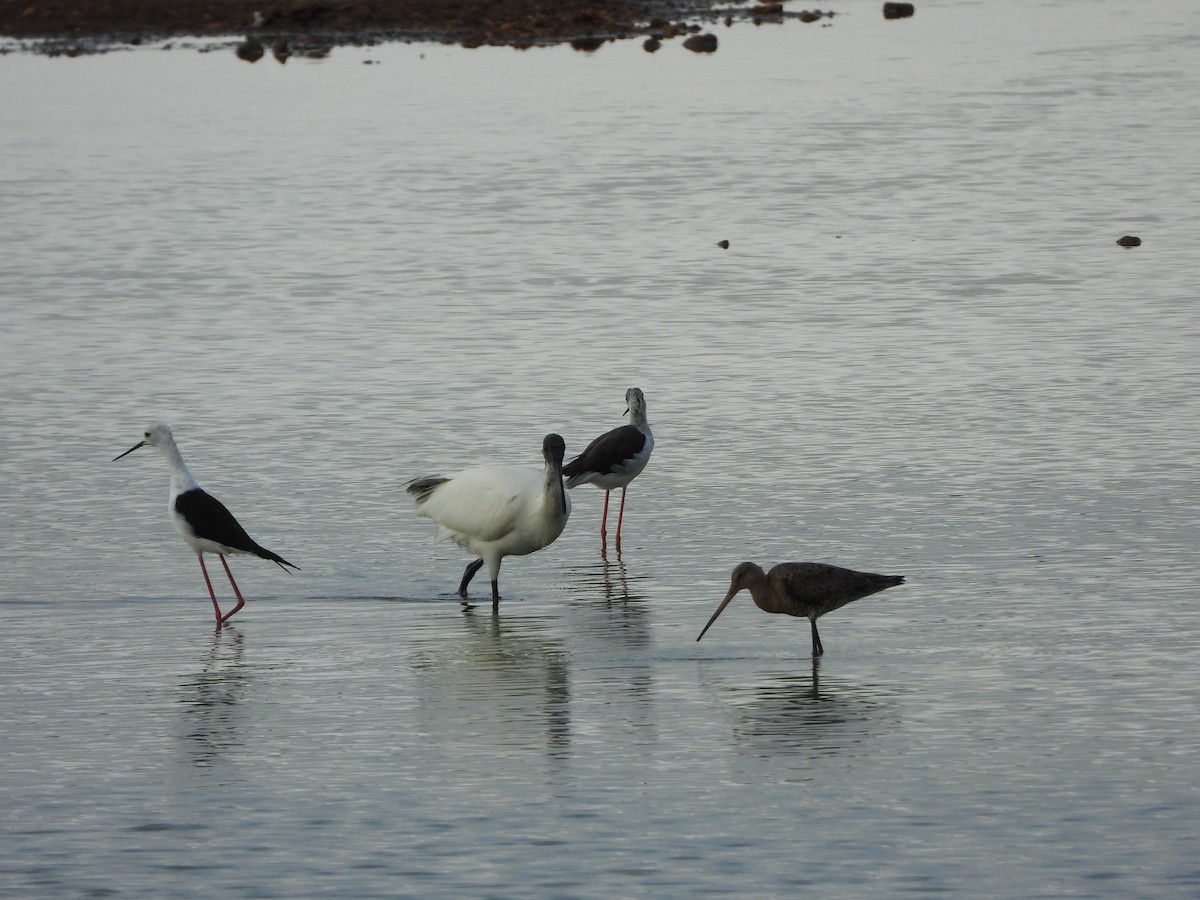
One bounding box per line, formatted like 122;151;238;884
0;0;836;56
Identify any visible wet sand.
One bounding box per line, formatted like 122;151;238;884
0;0;833;56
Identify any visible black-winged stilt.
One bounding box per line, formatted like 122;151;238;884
562;387;654;551
407;433;572;611
697;561;905;656
113;423;299;626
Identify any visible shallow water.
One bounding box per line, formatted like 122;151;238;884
3;0;1200;895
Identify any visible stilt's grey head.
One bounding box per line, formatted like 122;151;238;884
113;423;175;461
624;387;647;422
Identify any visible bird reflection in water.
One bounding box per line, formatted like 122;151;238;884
564;553;651;605
412;615;571;760
720;660;899;759
177;625;250;767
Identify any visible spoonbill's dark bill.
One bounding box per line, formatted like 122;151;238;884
697;561;904;656
114;424;299;626
562;387;654;550
407;433;571;611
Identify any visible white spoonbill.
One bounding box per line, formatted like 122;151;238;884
407;433;571;610
697;561;904;656
113;423;299;627
562;387;653;550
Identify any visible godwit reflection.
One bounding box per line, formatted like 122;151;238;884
718;660;900;758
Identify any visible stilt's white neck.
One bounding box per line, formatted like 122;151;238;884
162;439;199;494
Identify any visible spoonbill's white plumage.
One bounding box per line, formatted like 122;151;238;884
113;423;299;626
562;387;654;550
697;561;904;656
407;433;571;611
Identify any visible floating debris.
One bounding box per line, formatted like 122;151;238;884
883;2;915;19
1116;235;1142;247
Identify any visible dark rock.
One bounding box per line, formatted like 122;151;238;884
883;2;915;19
570;35;606;51
717;239;730;249
643;37;660;52
235;36;263;61
683;32;717;52
1116;235;1142;247
272;38;290;62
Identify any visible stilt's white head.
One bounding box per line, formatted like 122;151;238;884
113;423;175;461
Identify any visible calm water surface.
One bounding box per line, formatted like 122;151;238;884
2;0;1199;895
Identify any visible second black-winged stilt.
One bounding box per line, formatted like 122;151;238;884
562;387;654;551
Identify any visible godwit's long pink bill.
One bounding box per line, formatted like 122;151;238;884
562;387;654;552
697;561;905;656
114;423;299;627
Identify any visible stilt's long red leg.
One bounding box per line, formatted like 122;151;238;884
614;485;629;549
600;489;611;543
218;555;246;623
198;554;224;625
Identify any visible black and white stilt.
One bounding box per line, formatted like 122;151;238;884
114;423;299;626
562;387;654;551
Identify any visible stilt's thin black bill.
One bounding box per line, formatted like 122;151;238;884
113;440;146;462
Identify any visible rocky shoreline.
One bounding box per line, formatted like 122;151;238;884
0;0;838;57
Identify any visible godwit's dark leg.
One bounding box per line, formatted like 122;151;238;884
614;485;629;549
600;489;611;543
197;554;224;625
810;618;825;657
458;558;485;599
218;555;246;623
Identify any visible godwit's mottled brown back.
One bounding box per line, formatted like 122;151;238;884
771;562;904;619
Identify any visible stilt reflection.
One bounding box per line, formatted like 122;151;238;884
177;625;249;767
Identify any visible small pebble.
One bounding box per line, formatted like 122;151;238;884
1116;235;1141;247
236;36;264;62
